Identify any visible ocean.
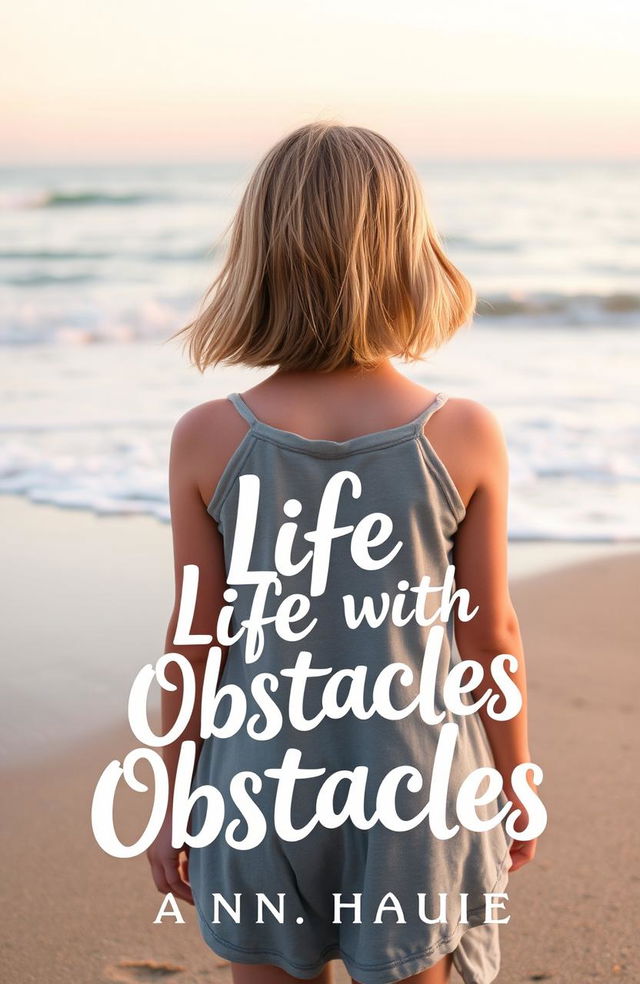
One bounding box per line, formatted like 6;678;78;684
1;160;639;541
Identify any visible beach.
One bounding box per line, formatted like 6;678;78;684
1;496;638;984
2;21;639;983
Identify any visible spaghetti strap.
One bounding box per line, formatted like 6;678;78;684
227;392;258;426
411;391;449;434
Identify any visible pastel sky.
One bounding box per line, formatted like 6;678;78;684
3;0;639;163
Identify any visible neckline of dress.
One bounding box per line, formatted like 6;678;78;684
228;391;448;458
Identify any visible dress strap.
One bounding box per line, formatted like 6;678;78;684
227;392;258;426
411;392;449;434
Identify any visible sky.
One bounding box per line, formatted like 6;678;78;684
2;0;639;164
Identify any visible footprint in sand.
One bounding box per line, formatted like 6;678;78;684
104;959;229;983
104;961;186;983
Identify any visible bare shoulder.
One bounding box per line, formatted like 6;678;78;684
425;396;508;506
170;398;251;505
171;398;243;445
436;396;504;439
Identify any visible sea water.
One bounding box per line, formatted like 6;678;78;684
1;160;639;541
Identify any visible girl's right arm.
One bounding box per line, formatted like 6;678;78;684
443;399;538;873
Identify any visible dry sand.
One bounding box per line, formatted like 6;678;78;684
1;499;638;983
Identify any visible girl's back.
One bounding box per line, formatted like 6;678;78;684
186;373;511;983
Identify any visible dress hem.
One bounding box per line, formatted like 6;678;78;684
192;845;511;984
195;911;496;984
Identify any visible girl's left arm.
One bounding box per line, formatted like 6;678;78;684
146;404;230;905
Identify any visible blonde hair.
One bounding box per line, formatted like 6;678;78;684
176;121;475;372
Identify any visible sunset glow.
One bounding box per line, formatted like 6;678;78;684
3;0;639;163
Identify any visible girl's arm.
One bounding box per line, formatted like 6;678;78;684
446;401;537;873
147;403;234;904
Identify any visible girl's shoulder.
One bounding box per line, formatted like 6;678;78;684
172;396;244;438
428;395;504;441
169;398;251;509
424;396;509;510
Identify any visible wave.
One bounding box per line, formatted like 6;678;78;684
0;249;111;260
3;272;100;286
476;291;640;320
445;236;523;253
0;245;218;262
1;289;638;347
0;189;166;209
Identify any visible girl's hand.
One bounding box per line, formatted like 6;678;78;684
509;835;537;873
504;779;539;874
146;817;194;905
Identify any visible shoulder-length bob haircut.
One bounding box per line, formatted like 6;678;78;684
175;121;475;373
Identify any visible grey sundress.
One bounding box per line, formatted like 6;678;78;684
188;391;513;984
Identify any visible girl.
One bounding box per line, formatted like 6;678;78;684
147;122;539;984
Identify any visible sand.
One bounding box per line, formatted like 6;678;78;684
1;498;639;983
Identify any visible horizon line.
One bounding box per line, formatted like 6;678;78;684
1;155;639;169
